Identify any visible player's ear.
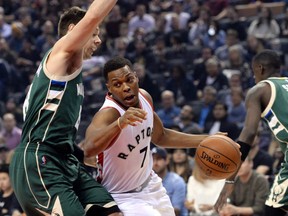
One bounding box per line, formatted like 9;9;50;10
106;83;111;93
259;63;265;73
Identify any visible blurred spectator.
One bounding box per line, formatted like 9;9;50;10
249;127;274;177
156;90;181;128
197;86;217;129
0;135;9;165
164;13;189;46
197;57;229;92
108;37;129;58
0;113;21;150
202;20;226;51
188;7;211;46
17;38;41;89
219;157;270;216
280;8;288;37
148;0;164;15
247;6;280;41
133;62;161;103
165;64;197;106
186;0;201;23
7;22;25;53
146;35;169;74
4;99;23;125
226;86;246;130
192;47;213;87
128;4;155;38
164;0;190;33
214;5;247;41
204;101;240;140
125;37;150;65
105;5;126;39
221;44;252;90
145;13;167;46
245;34;267;63
0;164;23;216
152;146;188;216
35;20;55;55
174;104;202;134
204;0;228;17
217;73;242;108
0;37;17;65
185;164;225;216
215;29;241;62
169;148;192;183
0;14;11;39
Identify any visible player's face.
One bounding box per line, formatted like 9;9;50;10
106;65;140;108
83;27;101;60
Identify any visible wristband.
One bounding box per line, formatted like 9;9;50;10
73;143;84;163
237;141;251;161
225;180;235;184
117;117;122;130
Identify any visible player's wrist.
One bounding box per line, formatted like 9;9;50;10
225;180;235;184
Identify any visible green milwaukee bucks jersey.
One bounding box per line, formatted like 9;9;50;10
21;51;84;152
261;77;288;158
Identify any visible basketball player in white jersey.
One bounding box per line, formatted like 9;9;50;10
83;57;211;215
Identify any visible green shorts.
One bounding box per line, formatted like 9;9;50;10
266;164;288;209
10;144;120;216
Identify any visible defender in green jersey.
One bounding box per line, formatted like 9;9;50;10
215;50;288;216
9;2;122;216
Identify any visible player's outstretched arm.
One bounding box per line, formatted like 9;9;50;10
151;113;209;148
215;84;266;212
55;0;117;54
47;0;117;76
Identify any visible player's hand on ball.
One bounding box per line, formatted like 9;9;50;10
118;107;147;129
215;131;228;136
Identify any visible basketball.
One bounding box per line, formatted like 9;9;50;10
195;135;241;180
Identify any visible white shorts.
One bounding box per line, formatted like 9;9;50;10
111;172;175;216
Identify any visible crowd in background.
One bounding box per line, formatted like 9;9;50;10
0;0;287;215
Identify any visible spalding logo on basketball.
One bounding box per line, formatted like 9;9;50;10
195;134;241;180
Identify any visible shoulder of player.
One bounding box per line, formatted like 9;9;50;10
246;82;270;99
139;88;153;104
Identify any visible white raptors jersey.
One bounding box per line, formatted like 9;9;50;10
97;92;154;193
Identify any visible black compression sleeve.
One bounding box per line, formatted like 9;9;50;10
237;141;251;161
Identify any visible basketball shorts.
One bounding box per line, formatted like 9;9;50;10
266;165;288;210
111;171;175;216
10;144;120;216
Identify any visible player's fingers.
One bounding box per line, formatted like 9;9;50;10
127;107;147;119
215;131;228;136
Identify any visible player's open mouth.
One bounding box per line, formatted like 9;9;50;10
124;95;135;101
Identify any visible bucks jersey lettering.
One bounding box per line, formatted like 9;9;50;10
21;51;84;152
261;78;288;161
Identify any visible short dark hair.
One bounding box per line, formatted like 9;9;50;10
0;164;9;174
103;56;133;82
58;6;86;38
253;50;281;72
